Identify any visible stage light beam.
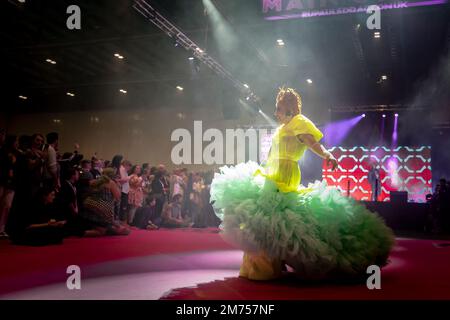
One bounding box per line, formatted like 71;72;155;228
323;114;365;146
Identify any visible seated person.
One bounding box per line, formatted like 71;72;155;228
56;167;79;220
78;159;94;204
161;194;191;228
81;168;130;236
132;196;159;230
7;187;66;246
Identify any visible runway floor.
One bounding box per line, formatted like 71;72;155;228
1;229;449;300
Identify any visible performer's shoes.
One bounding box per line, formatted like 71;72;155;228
239;252;282;281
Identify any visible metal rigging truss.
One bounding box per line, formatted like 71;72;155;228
133;0;257;100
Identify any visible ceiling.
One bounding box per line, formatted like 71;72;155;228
1;0;449;118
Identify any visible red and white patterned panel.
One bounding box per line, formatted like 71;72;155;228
322;146;432;202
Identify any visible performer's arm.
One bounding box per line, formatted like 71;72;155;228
297;134;338;170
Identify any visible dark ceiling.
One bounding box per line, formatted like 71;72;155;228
1;0;449;117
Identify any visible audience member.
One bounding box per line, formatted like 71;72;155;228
43;132;60;190
0;135;19;238
128;165;144;225
132;196;159;230
82;168;130;236
161;194;191;228
90;158;103;179
8;187;65;246
78;159;94;205
118;160;131;224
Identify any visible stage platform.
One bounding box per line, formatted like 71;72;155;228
1;228;450;300
360;201;430;232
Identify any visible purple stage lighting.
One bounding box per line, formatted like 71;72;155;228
362;114;366;118
382;114;386;118
392;111;399;148
323;115;364;146
380;115;386;144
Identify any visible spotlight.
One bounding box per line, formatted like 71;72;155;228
119;89;127;94
374;32;381;38
196;48;204;53
395;113;398;117
306;79;313;84
45;59;56;64
382;114;386;118
246;96;250;101
18;95;27;100
66;92;75;97
381;75;387;80
188;57;194;61
176;86;184;91
243;84;249;88
277;39;285;46
362;114;366;118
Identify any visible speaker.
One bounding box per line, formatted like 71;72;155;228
390;191;408;203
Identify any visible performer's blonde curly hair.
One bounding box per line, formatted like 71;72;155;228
276;86;302;116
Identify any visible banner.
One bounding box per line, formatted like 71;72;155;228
262;0;448;20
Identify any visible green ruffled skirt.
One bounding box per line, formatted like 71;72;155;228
210;161;395;279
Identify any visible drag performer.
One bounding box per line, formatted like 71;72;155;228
210;87;394;281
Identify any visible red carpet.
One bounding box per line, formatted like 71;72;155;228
1;229;450;299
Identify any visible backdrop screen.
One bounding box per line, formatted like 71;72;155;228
322;146;432;202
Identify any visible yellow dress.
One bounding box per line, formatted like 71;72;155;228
211;114;394;281
240;115;323;280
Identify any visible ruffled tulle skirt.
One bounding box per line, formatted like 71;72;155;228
210;161;395;279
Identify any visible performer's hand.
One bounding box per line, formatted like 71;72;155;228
326;154;338;171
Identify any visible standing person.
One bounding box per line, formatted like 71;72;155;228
43;132;60;191
211;87;394;281
368;163;381;201
118;160;131;224
0;135;19;238
111;155;124;221
141;164;152;200
28;134;46;199
90;157;103;179
158;164;170;203
170;169;185;202
190;173;204;227
128;165;144;225
150;169;166;225
199;172;221;228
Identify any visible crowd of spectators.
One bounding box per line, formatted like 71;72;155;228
0;129;221;246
